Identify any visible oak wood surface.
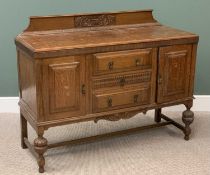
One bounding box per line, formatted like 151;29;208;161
25;9;156;32
157;44;192;103
42;56;86;121
47;121;172;149
93;48;152;75
20;113;28;149
15;10;199;173
93;85;151;112
15;10;198;59
15;25;198;59
18;51;37;117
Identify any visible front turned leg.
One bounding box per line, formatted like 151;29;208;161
182;108;194;141
34;131;48;173
154;108;162;123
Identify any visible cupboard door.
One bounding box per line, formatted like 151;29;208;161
157;45;192;103
42;56;86;121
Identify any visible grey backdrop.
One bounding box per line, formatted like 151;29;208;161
0;0;209;96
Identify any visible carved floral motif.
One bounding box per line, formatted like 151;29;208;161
93;71;151;89
94;110;148;123
75;15;116;28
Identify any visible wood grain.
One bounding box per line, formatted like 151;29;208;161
18;50;37;117
24;9;156;32
93;48;152;75
15;25;198;59
157;45;192;103
42;56;86;121
93;86;151;112
15;10;199;173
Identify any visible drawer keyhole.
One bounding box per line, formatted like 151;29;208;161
134;95;139;103
158;74;163;84
108;61;114;70
107;97;113;107
81;84;86;95
135;59;141;66
119;77;126;86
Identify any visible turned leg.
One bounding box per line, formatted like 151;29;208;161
155;108;162;123
182;103;194;141
20;113;28;149
34;130;48;173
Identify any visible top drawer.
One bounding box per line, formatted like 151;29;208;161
93;48;153;75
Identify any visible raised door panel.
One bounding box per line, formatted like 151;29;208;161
49;63;80;113
157;45;192;103
42;56;86;121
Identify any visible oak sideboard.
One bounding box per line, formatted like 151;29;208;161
15;9;199;173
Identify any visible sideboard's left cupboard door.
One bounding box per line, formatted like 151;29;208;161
42;56;86;121
157;45;193;103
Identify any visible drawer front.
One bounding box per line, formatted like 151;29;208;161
93;87;151;112
93;70;152;89
93;48;153;75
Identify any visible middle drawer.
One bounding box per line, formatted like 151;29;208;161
92;70;152;90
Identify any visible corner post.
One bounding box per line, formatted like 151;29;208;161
20;113;28;149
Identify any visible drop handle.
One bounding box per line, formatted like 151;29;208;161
107;97;113;107
108;61;114;70
134;95;139;103
81;84;86;95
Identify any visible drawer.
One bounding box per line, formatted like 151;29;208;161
93;70;152;89
93;48;153;75
93;87;151;112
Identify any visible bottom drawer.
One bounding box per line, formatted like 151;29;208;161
93;87;151;112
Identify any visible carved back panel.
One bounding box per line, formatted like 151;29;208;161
24;10;157;32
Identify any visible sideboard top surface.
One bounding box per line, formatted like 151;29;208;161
15;10;199;58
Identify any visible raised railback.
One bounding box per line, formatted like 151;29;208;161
24;9;157;32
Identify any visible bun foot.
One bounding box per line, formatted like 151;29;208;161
39;167;44;173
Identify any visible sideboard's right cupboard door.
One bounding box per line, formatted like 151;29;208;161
157;45;192;103
42;56;86;121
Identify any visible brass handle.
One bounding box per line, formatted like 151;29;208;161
158;74;163;84
107;97;112;107
81;84;86;95
135;59;140;66
108;61;114;70
134;95;139;103
119;77;126;86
